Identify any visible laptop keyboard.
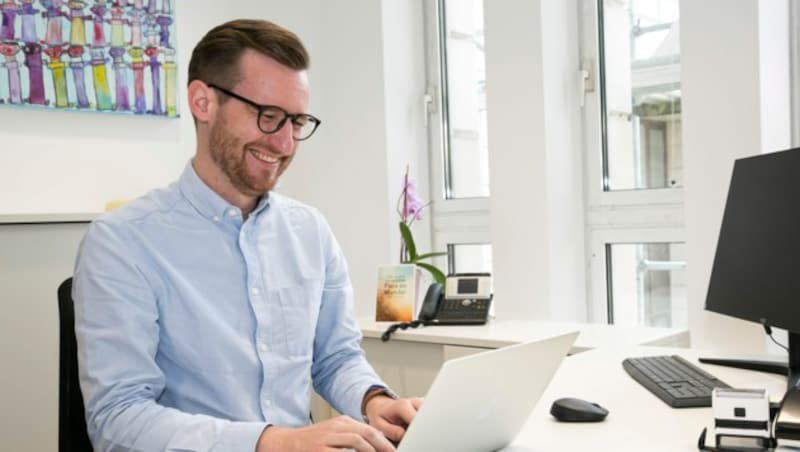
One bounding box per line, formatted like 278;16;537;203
622;355;731;408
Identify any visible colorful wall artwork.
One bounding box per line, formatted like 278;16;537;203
0;0;178;117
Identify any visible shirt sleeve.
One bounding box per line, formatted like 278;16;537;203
309;214;389;419
73;219;269;452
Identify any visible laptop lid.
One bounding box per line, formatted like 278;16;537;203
397;331;578;452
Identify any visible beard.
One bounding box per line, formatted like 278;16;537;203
208;118;282;197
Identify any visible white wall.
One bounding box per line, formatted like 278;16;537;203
484;0;587;321
0;222;88;451
682;0;791;352
380;0;433;284
278;0;429;318
278;0;392;319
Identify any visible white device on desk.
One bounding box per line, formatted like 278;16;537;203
420;272;492;325
712;388;772;449
397;332;577;452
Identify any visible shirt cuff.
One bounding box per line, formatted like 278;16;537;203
213;421;270;451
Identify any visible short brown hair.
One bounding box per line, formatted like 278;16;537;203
187;19;309;88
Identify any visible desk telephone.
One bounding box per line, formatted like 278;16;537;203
381;273;492;341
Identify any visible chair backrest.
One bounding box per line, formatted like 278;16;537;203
57;277;93;452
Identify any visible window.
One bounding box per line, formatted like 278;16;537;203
447;243;492;274
437;0;489;199
607;242;686;327
583;0;686;326
426;0;686;325
425;0;492;276
601;0;682;191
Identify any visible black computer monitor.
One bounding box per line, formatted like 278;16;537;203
704;147;800;390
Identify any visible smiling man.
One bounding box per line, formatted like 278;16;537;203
73;19;419;452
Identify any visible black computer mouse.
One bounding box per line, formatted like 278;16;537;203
550;397;609;422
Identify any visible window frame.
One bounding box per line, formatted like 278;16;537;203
423;0;687;322
424;0;492;275
582;0;686;323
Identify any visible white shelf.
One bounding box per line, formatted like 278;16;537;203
0;212;98;224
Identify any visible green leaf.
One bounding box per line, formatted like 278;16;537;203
415;251;448;261
399;221;418;261
415;262;447;286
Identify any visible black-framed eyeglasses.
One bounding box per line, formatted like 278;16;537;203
207;83;321;141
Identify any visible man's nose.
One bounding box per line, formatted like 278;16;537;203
267;120;295;153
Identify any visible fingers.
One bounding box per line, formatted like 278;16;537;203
328;432;376;452
258;417;396;452
369;397;423;443
325;416;396;452
392;398;420;426
371;417;405;443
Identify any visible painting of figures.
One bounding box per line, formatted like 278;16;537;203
0;0;178;117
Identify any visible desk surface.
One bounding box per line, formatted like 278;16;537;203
507;346;787;451
358;318;689;351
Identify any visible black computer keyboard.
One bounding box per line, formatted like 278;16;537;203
622;355;731;408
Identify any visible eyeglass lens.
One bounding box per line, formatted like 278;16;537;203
258;107;318;140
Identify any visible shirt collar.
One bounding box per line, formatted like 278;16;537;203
178;160;272;222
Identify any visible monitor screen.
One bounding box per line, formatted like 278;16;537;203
705;148;800;334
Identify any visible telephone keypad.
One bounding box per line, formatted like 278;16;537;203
432;298;491;324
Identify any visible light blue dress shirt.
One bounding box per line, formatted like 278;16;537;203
73;162;386;451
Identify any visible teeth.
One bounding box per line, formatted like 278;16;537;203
250;148;279;164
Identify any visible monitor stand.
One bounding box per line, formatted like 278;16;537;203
698;331;800;387
697;357;787;375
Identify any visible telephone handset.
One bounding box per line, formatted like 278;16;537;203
418;282;444;322
381;273;493;341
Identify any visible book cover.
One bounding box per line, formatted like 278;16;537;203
375;264;420;322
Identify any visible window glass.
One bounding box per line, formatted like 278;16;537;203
447;243;493;274
607;242;686;327
601;0;682;191
441;0;490;198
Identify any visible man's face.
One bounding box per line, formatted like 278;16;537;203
207;50;310;198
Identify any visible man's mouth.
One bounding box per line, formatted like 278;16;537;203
249;148;279;165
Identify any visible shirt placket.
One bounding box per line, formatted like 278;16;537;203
238;212;277;421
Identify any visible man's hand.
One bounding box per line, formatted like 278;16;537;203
364;395;423;444
256;415;396;452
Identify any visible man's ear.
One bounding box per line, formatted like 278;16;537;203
187;80;214;122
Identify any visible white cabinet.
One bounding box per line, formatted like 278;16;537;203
310;338;490;422
361;338;491;398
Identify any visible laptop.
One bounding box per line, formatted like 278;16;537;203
397;331;578;452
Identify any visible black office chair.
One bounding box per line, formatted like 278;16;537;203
58;277;93;452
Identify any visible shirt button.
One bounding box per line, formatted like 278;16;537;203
228;210;237;217
212;216;220;222
251;287;260;296
259;343;268;352
263;400;272;408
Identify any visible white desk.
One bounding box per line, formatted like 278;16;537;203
357;318;688;398
353;321;790;450
359;318;689;352
312;319;688;421
507;346;787;451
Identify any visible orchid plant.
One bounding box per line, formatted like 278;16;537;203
397;166;448;285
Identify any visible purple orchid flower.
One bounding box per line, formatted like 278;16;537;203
401;176;426;224
394;166;448;284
